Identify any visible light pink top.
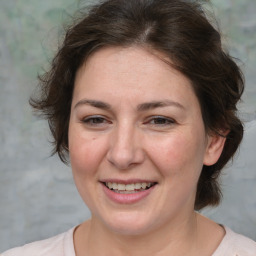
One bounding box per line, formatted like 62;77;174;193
2;226;256;256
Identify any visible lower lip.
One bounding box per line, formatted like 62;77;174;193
101;183;156;204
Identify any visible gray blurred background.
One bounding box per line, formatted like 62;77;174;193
0;0;255;252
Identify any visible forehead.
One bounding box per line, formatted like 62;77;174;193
73;46;199;110
76;46;174;82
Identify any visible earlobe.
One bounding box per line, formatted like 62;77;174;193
203;132;228;166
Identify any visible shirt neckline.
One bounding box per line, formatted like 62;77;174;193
63;226;77;256
66;225;231;256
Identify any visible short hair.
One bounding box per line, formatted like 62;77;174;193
31;0;244;210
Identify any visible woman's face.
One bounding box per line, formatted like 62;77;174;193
69;47;223;235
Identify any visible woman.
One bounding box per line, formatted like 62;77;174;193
2;0;256;255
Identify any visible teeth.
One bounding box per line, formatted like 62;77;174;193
141;182;147;189
107;182;113;189
125;184;134;191
135;183;141;189
105;182;154;192
112;183;118;190
118;183;125;190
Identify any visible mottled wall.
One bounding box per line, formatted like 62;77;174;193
0;0;255;252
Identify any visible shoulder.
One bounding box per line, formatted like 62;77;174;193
213;226;256;256
1;227;76;256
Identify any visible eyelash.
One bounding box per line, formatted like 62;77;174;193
82;115;110;126
145;116;175;126
81;115;176;128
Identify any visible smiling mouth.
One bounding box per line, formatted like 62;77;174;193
103;182;157;194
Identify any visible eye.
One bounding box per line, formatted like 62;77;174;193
145;116;175;127
82;115;111;127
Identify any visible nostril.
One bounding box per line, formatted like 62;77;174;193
107;146;145;170
107;151;136;170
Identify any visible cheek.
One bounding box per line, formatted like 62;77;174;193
69;130;109;208
148;130;205;178
69;128;108;178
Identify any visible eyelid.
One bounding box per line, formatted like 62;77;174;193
144;115;176;125
82;114;105;120
81;115;111;126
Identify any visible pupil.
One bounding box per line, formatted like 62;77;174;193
155;118;165;124
93;118;103;123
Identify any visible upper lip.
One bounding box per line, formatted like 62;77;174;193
100;179;157;185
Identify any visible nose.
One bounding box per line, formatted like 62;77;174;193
107;124;145;170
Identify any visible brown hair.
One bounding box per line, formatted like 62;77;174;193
31;0;244;210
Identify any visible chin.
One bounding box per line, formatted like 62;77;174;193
100;211;156;236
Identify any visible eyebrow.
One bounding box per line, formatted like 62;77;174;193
74;99;111;110
74;99;185;111
137;100;185;111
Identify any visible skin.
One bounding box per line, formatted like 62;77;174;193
68;46;226;255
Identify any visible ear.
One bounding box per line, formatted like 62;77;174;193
203;132;228;166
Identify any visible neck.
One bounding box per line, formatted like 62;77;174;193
74;211;200;256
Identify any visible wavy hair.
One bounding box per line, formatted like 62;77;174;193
31;0;244;210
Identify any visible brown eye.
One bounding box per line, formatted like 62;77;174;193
148;116;175;126
82;115;110;127
83;117;105;124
